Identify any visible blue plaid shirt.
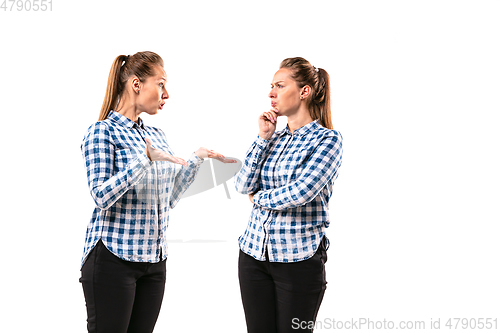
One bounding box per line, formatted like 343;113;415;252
80;111;203;267
234;120;343;262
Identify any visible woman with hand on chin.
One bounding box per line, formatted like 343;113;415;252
235;57;343;333
79;51;235;333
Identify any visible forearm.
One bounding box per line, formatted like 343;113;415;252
252;136;342;211
234;135;270;194
252;176;327;210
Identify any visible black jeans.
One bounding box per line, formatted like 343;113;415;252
238;238;328;333
80;240;166;333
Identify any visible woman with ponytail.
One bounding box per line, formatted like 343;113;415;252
79;51;235;332
235;57;343;333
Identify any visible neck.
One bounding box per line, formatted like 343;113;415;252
287;107;313;133
116;94;140;123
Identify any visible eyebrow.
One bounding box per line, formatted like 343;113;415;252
271;80;285;85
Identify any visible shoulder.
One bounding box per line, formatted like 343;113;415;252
312;123;342;140
85;119;113;134
81;120;115;147
308;126;342;153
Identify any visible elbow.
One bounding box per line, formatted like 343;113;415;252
234;183;256;195
234;186;250;195
169;199;178;209
233;179;246;194
94;200;112;211
91;192;113;211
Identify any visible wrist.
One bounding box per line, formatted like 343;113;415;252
251;191;260;205
194;149;204;160
258;133;272;140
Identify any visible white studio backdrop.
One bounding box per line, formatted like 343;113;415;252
0;0;499;332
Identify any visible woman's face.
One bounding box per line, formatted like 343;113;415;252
268;68;302;117
137;66;169;115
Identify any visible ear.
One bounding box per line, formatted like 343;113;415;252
300;85;311;99
131;77;141;94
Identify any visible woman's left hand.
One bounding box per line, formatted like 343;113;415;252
195;147;237;163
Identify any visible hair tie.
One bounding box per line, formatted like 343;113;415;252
121;55;130;67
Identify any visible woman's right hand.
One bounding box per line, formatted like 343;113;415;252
145;138;188;166
258;109;278;140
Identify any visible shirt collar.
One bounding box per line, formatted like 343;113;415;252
108;110;145;129
277;119;320;137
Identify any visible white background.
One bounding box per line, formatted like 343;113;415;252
1;0;499;332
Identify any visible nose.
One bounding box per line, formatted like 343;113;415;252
268;88;276;99
163;88;169;100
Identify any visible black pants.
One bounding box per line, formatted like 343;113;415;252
238;238;328;333
80;240;166;333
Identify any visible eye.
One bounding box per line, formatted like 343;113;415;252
277;84;283;88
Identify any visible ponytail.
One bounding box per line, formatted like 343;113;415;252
97;51;164;121
280;57;333;129
311;68;332;130
98;55;128;121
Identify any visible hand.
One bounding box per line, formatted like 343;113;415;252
248;193;255;204
145;138;188;166
258;109;278;140
195;147;237;163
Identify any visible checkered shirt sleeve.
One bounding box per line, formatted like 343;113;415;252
83;121;152;210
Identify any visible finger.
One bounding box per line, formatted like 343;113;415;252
215;157;237;163
208;151;225;159
263;112;275;124
260;111;274;119
158;152;185;165
171;156;188;166
176;158;188;166
269;109;278;121
144;138;155;149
